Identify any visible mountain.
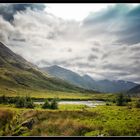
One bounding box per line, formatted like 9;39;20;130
127;85;140;94
41;65;138;93
95;79;137;93
41;65;96;90
0;42;90;93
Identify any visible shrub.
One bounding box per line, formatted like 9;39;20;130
135;100;140;108
15;97;26;108
15;96;34;108
106;102;111;106
125;95;131;102
42;99;58;109
26;100;35;108
25;96;34;108
116;94;126;106
0;95;8;104
42;99;50;109
8;98;16;104
50;99;58;109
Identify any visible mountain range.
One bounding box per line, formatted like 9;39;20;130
0;42;91;93
0;41;139;94
127;85;140;94
41;65;138;93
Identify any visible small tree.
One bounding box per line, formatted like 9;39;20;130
50;99;58;109
26;100;35;108
116;93;126;106
135;99;140;108
125;95;131;102
15;97;26;108
42;99;50;109
0;95;8;104
24;96;35;108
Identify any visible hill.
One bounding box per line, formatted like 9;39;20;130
0;42;90;93
41;65;96;90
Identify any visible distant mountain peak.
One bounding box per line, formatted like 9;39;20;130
41;65;138;93
83;74;94;80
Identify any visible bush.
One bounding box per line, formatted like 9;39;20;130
50;99;58;109
125;95;131;102
0;95;8;104
26;100;35;108
106;102;111;106
42;99;50;109
25;96;34;108
116;94;126;106
0;95;35;108
135;100;140;108
42;99;58;109
15;97;26;108
15;96;34;108
8;98;16;104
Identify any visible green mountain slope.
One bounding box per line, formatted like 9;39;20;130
0;42;90;93
41;65;137;93
127;85;140;94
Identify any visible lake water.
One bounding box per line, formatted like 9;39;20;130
34;100;105;107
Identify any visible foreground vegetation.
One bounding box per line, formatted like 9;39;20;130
0;105;140;136
0;94;140;136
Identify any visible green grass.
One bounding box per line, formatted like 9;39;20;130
59;104;88;110
0;85;108;100
0;102;140;136
0;85;120;101
0;88;91;100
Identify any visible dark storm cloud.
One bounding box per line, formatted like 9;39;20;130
83;4;140;45
83;4;128;25
0;4;45;22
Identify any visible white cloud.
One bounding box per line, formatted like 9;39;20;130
45;4;114;21
0;4;140;83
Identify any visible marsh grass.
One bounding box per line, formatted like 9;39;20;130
0;97;140;136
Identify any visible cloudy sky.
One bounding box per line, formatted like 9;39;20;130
0;3;140;83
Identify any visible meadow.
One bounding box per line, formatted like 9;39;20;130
0;86;117;101
0;93;140;136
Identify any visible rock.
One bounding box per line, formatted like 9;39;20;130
21;118;35;129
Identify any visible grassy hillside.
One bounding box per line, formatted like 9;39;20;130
0;42;95;93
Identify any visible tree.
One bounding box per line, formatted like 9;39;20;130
26;100;35;108
116;93;126;106
42;99;50;109
50;99;58;109
42;99;58;109
15;97;26;108
135;99;140;108
125;95;131;102
0;95;8;104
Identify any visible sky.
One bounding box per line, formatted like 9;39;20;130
0;3;140;83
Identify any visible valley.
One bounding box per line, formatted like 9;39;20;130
0;42;140;136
